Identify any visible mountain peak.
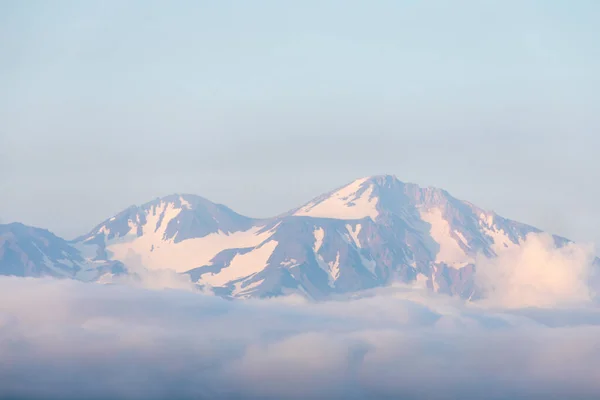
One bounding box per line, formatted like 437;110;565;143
363;174;400;183
291;174;446;221
77;193;255;245
343;174;404;190
141;193;213;210
292;176;380;220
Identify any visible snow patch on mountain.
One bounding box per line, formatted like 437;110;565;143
479;213;519;254
280;258;299;268
294;177;379;220
454;230;469;246
419;207;472;268
346;224;362;248
232;278;265;298
179;196;192;210
315;251;339;288
330;252;341;282
102;225;272;273
313;227;325;252
198;240;279;287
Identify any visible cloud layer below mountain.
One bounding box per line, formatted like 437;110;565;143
0;232;599;399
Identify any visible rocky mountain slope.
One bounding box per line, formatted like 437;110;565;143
64;174;577;299
0;223;125;280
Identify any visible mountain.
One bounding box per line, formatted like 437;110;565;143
75;194;259;273
0;223;125;280
71;175;579;299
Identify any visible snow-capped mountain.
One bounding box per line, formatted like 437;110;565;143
69;175;578;299
0;223;125;279
75;194;259;273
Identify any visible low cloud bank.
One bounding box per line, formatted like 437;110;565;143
476;233;596;308
1;232;599;399
1;279;600;399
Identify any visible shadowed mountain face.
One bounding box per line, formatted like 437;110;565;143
0;223;83;277
0;223;125;280
1;175;588;299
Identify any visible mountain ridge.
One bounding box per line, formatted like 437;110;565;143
0;222;126;279
0;175;589;299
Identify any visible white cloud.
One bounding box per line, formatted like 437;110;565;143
1;233;599;398
97;266;200;292
97;249;211;294
1;276;600;399
475;232;596;308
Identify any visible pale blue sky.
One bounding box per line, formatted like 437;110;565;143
1;1;599;247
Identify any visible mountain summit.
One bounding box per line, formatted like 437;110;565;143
0;176;584;299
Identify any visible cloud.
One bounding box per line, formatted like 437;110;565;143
96;249;212;294
98;267;200;292
1;276;600;399
475;232;596;308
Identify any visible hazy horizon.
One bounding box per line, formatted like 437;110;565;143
2;0;599;247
